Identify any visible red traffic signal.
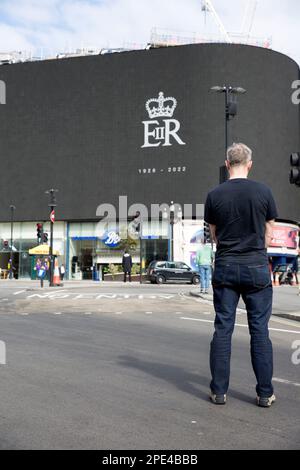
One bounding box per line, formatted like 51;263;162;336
290;153;300;186
3;240;9;249
36;223;43;242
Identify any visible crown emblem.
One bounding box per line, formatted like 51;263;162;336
145;92;177;119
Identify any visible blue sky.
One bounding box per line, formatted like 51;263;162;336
0;0;299;65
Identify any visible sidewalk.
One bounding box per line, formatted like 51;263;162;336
189;287;300;322
0;279;158;289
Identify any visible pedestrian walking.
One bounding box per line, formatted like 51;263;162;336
60;263;65;281
122;250;132;282
196;241;213;294
36;258;48;288
204;143;278;408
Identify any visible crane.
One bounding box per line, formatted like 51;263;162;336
241;0;258;40
200;0;232;43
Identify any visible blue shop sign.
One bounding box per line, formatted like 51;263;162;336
101;231;121;248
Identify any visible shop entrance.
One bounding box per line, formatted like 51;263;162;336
0;252;20;279
70;238;94;280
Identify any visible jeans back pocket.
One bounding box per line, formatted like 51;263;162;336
248;265;271;289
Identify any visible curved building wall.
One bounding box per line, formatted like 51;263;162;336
0;43;299;222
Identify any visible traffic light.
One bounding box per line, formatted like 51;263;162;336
3;240;9;250
36;223;43;243
204;221;211;243
42;232;48;244
290;153;300;186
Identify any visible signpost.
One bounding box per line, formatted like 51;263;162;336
45;189;58;287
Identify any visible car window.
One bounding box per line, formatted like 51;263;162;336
167;262;176;269
175;262;190;269
182;263;191;270
156;262;166;268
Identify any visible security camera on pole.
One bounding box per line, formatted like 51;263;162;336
45;188;58;287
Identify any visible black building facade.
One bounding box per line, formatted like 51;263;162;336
0;43;299;279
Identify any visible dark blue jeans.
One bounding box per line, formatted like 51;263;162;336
199;265;211;290
210;262;274;398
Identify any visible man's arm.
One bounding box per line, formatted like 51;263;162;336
265;220;275;248
209;224;217;244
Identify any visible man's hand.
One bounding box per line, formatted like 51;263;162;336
209;224;217;244
265;220;275;248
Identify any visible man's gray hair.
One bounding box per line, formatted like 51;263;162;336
226;143;252;167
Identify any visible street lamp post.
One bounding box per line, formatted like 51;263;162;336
45;189;58;287
138;213;143;285
9;205;16;279
210;85;246;183
170;202;175;262
168;202;182;262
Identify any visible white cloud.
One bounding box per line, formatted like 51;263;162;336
1;0;61;25
0;23;33;51
0;0;298;65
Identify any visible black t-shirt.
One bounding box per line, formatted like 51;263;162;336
204;178;278;263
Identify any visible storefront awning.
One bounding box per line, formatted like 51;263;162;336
29;245;60;256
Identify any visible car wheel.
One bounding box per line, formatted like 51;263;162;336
192;276;200;285
156;275;166;284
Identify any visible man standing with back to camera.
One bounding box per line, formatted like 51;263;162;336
204;143;278;408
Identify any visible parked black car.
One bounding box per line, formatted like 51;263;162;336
147;261;200;284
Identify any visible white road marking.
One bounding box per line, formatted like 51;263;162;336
0;299;9;302
115;312;123;315
268;327;300;335
48;290;68;297
19;312;29;316
84;312;92;315
49;294;70;299
27;293;51;299
273;377;300;387
180;317;300;335
73;294;95;300
96;294;117;299
23;292;178;301
14;290;26;295
181;317;214;325
53;312;62;315
145;311;153;315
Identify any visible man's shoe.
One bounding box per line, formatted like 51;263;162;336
256;394;276;408
210;392;227;405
